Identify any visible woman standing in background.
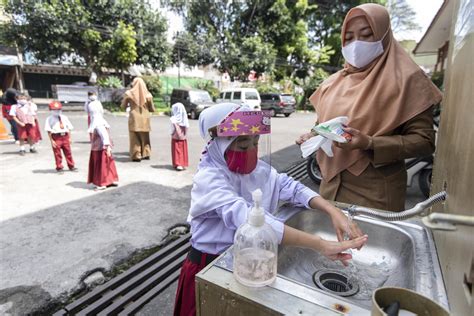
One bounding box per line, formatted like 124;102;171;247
121;77;155;162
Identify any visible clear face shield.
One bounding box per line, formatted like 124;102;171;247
216;109;272;202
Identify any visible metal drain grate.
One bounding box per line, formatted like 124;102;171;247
313;270;359;297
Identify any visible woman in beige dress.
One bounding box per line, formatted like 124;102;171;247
297;4;442;211
121;77;155;161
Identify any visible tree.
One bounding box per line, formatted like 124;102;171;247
3;0;170;72
386;0;421;34
167;0;331;81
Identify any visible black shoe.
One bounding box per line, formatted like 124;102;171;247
132;158;141;162
57;169;64;174
142;156;150;160
19;150;26;156
30;148;38;153
69;167;78;172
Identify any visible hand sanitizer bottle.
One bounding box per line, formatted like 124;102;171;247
233;189;278;287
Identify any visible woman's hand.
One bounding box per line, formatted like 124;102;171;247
296;132;315;145
320;235;368;266
335;127;371;151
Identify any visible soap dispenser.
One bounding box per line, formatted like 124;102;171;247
233;189;278;287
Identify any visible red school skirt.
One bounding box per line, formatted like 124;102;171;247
17;123;37;141
32;118;42;142
171;139;189;168
87;150;119;187
174;247;218;316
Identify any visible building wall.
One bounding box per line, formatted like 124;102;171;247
24;73;88;98
430;0;474;314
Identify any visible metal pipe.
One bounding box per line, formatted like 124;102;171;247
346;191;447;221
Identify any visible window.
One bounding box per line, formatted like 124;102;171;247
190;91;212;102
224;92;232;100
219;92;224;99
261;95;270;101
233;91;241;100
245;91;259;100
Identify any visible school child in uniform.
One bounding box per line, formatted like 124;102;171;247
9;92;38;155
28;96;42;145
170;102;189;171
173;103;368;316
84;91;100;140
87;100;118;190
44;101;77;173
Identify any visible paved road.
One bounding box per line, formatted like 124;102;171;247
0;109;426;315
0;110;317;314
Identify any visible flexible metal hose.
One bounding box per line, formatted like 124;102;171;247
346;191;447;221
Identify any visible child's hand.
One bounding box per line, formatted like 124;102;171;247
19;122;25;127
320;235;368;266
330;209;364;246
106;146;112;157
51;140;57;148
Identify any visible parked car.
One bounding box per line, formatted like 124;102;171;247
260;93;296;117
170;88;215;119
217;88;261;109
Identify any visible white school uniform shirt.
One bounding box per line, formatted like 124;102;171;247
9;103;36;124
95;125;111;147
44;114;74;133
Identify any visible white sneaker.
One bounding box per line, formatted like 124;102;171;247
176;166;184;171
95;186;106;191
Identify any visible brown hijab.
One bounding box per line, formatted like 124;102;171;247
125;77;153;108
309;3;442;182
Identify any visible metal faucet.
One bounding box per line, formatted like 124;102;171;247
346;191;474;231
346;191;447;221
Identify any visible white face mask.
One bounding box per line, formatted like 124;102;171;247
89;95;97;101
342;39;384;69
17;99;27;106
52;110;62;116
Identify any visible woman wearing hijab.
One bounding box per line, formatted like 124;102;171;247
121;77;155;162
297;4;441;212
170;102;189;171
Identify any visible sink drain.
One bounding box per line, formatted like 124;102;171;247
313;270;359;297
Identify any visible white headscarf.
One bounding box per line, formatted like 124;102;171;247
188;103;280;220
87;100;109;133
170;102;189;134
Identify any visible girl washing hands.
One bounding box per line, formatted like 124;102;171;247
174;103;367;316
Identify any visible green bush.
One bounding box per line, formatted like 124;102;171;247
253;81;279;94
102;101;122;112
97;76;123;88
142;75;162;96
431;71;444;90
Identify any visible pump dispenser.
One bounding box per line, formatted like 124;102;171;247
233;189;278;287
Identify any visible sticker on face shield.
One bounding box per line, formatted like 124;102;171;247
217;110;271;137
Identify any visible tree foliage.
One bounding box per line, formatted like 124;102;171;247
386;0;421;34
167;0;331;81
3;0;170;71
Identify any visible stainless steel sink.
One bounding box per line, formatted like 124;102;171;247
276;207;449;310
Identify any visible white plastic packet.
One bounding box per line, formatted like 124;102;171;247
313;116;352;143
126;106;131;118
300;116;352;158
301;135;334;158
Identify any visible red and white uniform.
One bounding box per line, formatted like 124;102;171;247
44;114;75;170
9;102;37;141
88;125;119;187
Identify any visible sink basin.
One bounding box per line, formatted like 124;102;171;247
277;207;449;310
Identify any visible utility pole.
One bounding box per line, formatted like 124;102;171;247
178;47;181;87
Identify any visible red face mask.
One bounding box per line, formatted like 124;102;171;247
225;147;258;174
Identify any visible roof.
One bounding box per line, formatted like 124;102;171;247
413;0;454;55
